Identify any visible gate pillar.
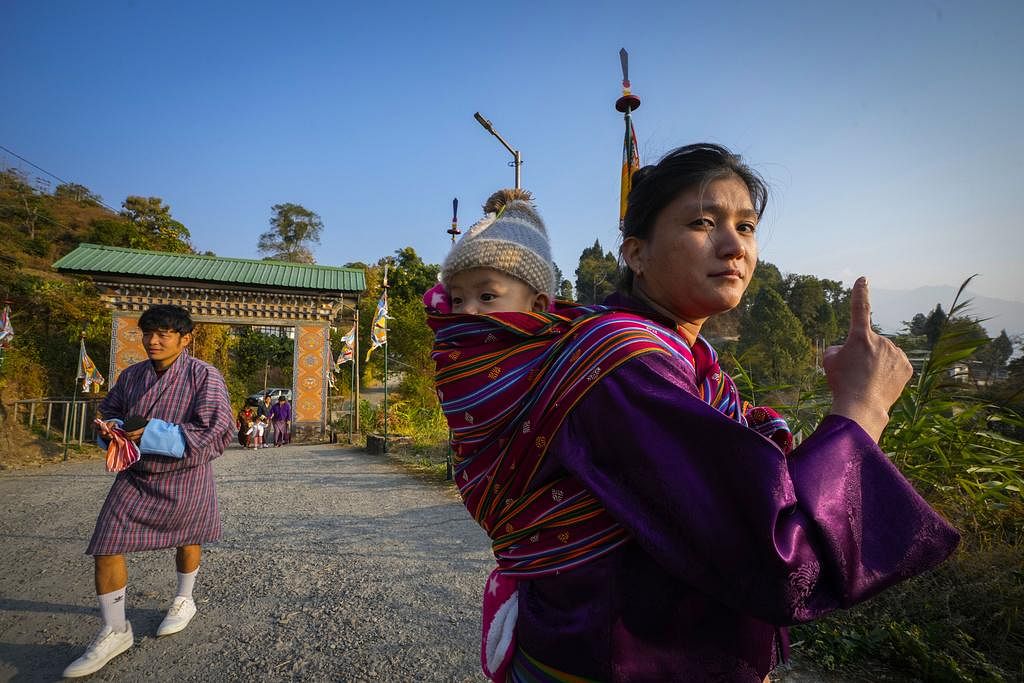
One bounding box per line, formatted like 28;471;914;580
293;322;331;441
110;313;145;384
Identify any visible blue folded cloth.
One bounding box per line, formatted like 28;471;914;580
139;418;186;458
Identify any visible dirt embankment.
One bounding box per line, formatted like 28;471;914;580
0;395;104;470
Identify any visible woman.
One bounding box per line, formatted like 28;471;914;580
429;144;959;682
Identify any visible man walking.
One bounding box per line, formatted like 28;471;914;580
63;304;234;678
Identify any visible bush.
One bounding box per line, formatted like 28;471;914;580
791;543;1022;681
0;345;48;399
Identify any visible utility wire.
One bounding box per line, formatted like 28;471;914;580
0;143;123;215
0;144;73;186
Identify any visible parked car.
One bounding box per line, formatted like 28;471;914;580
248;388;292;403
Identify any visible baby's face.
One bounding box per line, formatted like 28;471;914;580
448;268;546;315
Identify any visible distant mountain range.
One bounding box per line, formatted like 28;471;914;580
871;286;1024;340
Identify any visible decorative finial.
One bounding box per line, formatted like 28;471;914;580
616;48;641;113
447;197;460;243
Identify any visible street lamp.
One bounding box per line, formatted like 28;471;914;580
473;112;522;189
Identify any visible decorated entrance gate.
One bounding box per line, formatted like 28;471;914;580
55;244;365;441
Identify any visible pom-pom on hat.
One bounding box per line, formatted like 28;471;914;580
441;189;556;297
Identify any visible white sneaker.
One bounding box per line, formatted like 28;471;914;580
62;622;134;678
156;596;197;636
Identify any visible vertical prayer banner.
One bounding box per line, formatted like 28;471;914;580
336;324;355;368
77;338;105;392
619;114;639;228
365;292;388;361
0;305;13;348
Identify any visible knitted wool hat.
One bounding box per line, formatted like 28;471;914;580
441;190;556;297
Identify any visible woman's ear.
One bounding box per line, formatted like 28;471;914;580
620;236;644;276
531;293;551;313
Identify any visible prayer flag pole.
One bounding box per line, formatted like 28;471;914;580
616;48;641;231
382;262;390;453
63;332;85;462
349;319;356;444
353;304;359;440
443;199;459;480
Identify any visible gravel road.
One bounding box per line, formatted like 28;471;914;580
0;443;493;682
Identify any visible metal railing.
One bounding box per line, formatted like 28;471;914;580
13;397;104;446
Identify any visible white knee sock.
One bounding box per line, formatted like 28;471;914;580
176;568;198;599
98;587;127;632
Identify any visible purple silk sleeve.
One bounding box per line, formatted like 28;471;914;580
553;351;959;626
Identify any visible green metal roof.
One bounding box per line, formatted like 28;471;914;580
53;243;365;292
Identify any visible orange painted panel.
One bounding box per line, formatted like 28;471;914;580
293;323;329;425
111;315;145;384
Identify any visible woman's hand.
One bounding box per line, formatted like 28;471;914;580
823;277;912;442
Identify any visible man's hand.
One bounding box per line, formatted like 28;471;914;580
123;427;146;444
95;420;118;440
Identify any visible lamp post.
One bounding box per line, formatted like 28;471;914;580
442;200;458;481
473;112;522;189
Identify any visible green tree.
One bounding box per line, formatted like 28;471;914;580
552;263;574;301
387;247;440;302
88;217;143;249
1;169;52;241
558;278;574;301
738;260;783;315
974;329;1013;384
258;203;323;263
54;182;101;205
782;275;823;325
706;260;783;341
810;300;839;345
574;240;617;305
121;196;192;253
737;287;813;385
231;327;292;391
905;312;929;337
781;274;842;345
923;304;947;348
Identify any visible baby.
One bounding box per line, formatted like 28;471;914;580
431;189;556;315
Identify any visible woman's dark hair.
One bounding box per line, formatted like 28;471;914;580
618;143;768;291
138;304;195;334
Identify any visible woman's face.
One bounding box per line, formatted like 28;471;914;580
622;174;759;326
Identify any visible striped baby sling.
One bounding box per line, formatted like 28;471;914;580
428;303;791;680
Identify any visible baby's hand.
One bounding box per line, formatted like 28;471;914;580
423;282;451;313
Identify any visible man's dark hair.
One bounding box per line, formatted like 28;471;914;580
138;304;195;334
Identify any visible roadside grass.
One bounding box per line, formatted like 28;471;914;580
359;395;453;485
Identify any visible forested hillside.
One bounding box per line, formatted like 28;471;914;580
0;169;196;400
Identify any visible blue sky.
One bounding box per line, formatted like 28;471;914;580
3;0;1022;302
